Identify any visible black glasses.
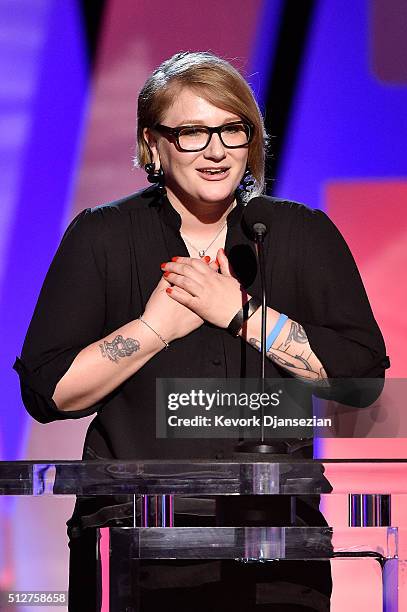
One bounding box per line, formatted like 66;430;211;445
154;121;254;152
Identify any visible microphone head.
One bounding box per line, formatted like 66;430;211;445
242;196;270;239
253;222;267;236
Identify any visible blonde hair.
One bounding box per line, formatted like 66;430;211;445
136;51;269;196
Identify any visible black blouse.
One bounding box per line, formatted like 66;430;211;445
13;186;389;460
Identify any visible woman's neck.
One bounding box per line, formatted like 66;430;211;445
165;187;236;236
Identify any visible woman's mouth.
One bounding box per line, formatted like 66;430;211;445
197;167;230;180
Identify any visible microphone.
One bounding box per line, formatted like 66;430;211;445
242;196;269;242
236;197;288;455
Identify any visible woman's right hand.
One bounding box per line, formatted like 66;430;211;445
142;272;204;343
53;259;217;412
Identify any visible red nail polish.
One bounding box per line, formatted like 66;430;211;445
160;263;167;269
204;256;210;263
171;256;179;262
215;258;219;266
163;271;171;277
166;287;173;294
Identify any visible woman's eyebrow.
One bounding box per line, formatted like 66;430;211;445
173;117;241;127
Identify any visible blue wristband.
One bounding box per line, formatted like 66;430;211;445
265;313;288;352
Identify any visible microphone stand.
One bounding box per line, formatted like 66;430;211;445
235;223;288;455
220;219;292;535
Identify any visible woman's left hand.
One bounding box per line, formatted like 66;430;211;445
161;248;247;328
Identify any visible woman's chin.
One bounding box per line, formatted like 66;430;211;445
196;184;237;204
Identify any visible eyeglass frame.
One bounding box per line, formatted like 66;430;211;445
152;120;254;152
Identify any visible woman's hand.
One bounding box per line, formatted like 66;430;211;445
161;249;246;328
142;272;205;343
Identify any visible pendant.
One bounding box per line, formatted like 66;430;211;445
199;250;205;257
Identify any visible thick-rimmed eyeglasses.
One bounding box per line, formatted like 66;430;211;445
153;121;254;152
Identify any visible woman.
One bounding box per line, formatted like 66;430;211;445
14;52;388;611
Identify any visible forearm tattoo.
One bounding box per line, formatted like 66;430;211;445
284;321;307;345
99;335;140;363
249;321;328;383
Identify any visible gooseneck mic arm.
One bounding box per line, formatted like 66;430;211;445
253;222;267;442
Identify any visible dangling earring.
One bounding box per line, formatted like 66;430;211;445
144;162;166;194
238;167;255;194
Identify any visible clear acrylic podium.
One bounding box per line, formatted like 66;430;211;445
1;458;405;611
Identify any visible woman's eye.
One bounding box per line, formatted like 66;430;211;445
181;127;207;137
223;124;244;134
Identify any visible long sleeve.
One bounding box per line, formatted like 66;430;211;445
298;208;390;379
13;208;108;424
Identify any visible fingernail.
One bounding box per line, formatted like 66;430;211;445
163;271;171;277
166;287;173;294
204;256;210;263
171;256;179;262
160;263;167;269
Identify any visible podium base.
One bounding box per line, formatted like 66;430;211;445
234;440;289;454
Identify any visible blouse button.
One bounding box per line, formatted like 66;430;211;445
212;358;221;366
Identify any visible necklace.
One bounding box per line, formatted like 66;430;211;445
181;222;227;257
180;202;235;258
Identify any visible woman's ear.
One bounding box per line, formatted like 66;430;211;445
143;128;160;168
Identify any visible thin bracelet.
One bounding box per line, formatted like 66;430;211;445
138;317;170;350
265;313;288;351
227;296;261;337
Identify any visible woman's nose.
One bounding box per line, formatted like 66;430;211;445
203;132;226;159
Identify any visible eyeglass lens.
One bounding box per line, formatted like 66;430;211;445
178;123;250;151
